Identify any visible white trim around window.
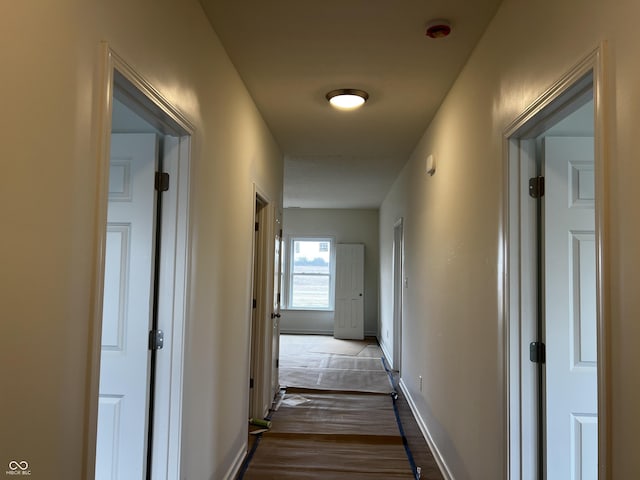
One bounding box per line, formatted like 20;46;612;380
283;236;336;311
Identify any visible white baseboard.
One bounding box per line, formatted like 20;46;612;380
379;339;393;367
280;329;333;335
280;329;380;338
223;443;248;480
398;378;455;480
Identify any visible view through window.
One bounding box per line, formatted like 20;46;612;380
289;238;333;309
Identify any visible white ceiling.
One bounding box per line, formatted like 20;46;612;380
200;0;503;208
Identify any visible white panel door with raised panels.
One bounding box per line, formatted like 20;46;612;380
334;243;364;340
96;133;158;480
544;136;597;480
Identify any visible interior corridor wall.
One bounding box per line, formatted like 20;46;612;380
280;208;380;337
379;0;640;478
0;1;283;478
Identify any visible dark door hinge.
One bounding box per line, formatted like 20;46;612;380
252;298;257;309
276;293;281;304
276;359;279;368
528;176;545;198
529;341;546;363
149;329;164;350
255;222;259;232
155;172;170;192
249;378;254;389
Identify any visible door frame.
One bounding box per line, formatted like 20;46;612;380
248;186;277;419
271;218;283;400
502;46;610;479
392;217;404;372
85;44;194;480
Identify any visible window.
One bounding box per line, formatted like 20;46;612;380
286;237;335;310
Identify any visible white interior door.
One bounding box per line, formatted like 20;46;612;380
544;136;597;480
96;133;158;480
271;225;282;398
334;243;365;340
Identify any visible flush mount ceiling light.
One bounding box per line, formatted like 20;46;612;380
326;89;369;110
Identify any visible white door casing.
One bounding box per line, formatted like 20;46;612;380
506;53;606;480
544;136;597;480
96;133;158;479
392;219;404;371
249;195;277;419
89;49;194;480
150;135;184;480
334;243;365;340
249;199;265;419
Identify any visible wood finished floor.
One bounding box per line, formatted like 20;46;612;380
240;335;444;480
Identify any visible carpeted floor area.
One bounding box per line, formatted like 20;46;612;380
239;335;444;480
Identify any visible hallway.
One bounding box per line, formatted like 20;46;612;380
7;1;640;478
238;335;444;479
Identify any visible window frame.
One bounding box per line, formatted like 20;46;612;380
283;235;336;311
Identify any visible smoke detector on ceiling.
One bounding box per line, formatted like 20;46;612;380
425;19;452;39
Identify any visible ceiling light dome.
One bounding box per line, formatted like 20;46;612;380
326;89;369;110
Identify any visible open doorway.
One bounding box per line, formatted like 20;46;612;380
505;50;607;480
248;191;281;420
89;47;192;480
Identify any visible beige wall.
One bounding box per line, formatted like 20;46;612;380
0;1;282;479
379;0;640;478
280;208;379;336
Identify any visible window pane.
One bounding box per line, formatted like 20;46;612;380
291;274;329;308
292;240;330;275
